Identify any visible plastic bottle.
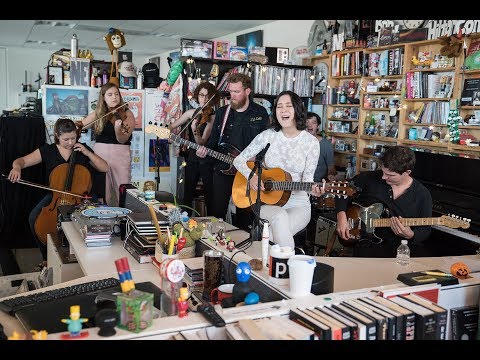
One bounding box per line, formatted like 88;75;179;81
261;220;270;268
217;218;225;238
137;68;144;89
396;240;410;266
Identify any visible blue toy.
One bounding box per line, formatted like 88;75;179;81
232;262;253;305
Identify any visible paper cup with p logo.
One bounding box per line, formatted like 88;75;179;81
268;245;295;285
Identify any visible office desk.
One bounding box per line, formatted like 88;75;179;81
2;220;480;339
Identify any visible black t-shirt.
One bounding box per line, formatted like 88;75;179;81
94;121;132;145
39;142;94;182
205;101;269;171
335;170;433;249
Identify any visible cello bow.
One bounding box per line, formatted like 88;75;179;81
1;174;90;199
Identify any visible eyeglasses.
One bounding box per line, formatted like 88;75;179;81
198;93;209;98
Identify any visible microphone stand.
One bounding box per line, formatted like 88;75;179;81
235;157;265;250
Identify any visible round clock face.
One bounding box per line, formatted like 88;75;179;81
313;62;329;92
403;20;425;29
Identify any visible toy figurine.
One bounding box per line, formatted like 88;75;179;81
232;262;253;306
30;330;48;340
226;237;235;252
177;286;189;318
8;330;26;340
61;305;89;338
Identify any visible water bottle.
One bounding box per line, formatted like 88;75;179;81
217;218;226;238
396;240;411;266
137;68;144;89
71;34;78;58
261;220;270;268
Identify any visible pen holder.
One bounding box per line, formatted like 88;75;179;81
116;289;154;333
154;241;196;263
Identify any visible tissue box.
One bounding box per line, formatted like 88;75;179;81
116;289;154;333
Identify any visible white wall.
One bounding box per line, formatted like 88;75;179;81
4;47;147;109
156;20;314;78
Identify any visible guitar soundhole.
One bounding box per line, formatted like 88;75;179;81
264;180;273;192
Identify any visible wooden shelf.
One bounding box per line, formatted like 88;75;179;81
361;107;398;111
403;98;451;102
327;118;358;122
399;139;449;148
331;74;362;79
402;122;447;127
405;66;456;73
365;92;402;95
329;104;360;107
328;132;358;138
449;144;480;153
359;135;397;142
363;75;404;80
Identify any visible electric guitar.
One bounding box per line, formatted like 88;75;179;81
145;124;240;175
232;163;356;209
339;202;471;247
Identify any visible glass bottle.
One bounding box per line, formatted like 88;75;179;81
396;240;411;266
216;218;226;239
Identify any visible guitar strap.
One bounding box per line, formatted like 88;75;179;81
218;105;231;146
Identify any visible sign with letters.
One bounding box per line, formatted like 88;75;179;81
69;58;90;87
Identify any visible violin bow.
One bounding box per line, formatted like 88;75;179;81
1;174;90;199
177;94;215;137
80;100;132;130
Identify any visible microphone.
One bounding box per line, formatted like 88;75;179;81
255;143;270;162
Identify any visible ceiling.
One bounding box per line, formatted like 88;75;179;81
0;20;277;58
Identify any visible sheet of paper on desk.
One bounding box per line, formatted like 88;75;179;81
436;256;480;273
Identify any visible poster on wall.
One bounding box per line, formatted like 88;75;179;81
42;85;95;144
148;138;170;172
119;89;144;130
130;131;144;183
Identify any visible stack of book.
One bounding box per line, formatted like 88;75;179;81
124;211;171;264
182;257;204;292
288;293;447;340
71;211;113;247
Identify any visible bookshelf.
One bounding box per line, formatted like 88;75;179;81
302;34;480;177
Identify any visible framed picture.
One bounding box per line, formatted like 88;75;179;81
213;40;230;60
349;107;359;120
236;30;263;51
47;66;63;85
276;48;289;64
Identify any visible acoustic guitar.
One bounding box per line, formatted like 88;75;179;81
145;125;240;175
339;202;471;247
232;164;356;209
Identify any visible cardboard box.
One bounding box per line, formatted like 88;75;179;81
180;38;213;59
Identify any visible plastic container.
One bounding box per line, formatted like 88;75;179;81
396;240;411;266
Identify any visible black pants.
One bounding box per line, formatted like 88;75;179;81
182;160;213;216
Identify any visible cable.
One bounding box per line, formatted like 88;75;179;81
227;249;246;284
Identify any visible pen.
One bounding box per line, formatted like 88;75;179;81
423;271;454;277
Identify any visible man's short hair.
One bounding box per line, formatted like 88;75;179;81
228;73;251;89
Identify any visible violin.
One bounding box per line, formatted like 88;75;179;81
198;105;214;126
111;104;130;134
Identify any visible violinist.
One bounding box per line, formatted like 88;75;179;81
169;82;219;215
77;83;134;206
7;118;109;265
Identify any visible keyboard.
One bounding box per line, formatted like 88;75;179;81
0;277;120;316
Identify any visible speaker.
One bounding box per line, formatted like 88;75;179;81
314;216;341;256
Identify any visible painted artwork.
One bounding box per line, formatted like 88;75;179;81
45;86;89;116
236;30;263;51
149;138;170;172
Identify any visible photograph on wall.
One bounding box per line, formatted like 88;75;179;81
44;86;89;116
236;30;263;51
119;90;144;130
148;138;170;172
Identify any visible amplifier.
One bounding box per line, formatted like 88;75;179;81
314;216;342;256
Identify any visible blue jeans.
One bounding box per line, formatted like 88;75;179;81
28;193;52;261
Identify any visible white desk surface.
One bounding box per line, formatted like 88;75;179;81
2;218;480;339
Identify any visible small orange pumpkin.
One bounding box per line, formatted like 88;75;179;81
450;262;470;279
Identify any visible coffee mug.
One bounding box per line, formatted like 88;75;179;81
210;283;234;304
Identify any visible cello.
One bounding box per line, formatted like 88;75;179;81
34;150;92;245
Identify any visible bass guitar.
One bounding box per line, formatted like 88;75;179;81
145;125;240;175
339;202;471;247
232;164;356;209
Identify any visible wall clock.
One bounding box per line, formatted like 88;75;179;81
403;20;425;29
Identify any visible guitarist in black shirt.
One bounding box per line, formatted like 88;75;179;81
196;73;269;228
335;146;432;257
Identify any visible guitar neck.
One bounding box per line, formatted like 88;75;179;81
171;134;233;164
270;181;315;191
373;217;443;228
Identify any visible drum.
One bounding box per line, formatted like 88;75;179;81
311;194;335;211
